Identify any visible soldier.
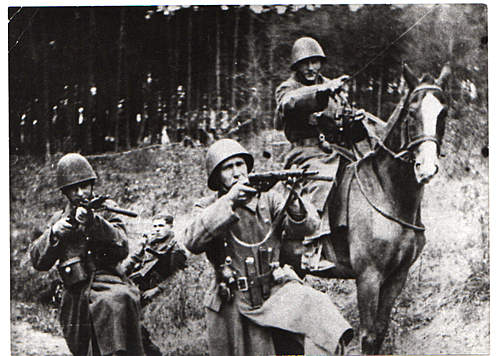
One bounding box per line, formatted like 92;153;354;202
183;139;353;355
274;36;355;272
123;213;187;304
122;213;187;356
30;153;144;356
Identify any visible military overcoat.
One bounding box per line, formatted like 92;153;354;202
30;201;145;356
183;189;353;355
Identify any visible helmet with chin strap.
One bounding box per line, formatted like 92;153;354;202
56;153;97;191
206;139;254;191
290;37;326;70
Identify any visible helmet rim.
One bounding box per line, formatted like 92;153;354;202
206;139;254;191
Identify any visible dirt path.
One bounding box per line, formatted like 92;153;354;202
11;321;70;356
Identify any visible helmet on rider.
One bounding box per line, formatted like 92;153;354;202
290;37;326;70
206;139;254;191
56;153;97;191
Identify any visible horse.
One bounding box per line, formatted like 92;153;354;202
330;64;450;354
284;63;451;354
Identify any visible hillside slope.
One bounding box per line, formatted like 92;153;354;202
10;130;489;355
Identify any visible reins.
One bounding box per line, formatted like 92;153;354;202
353;158;426;231
348;83;444;232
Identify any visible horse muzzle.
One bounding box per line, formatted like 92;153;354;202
414;161;439;184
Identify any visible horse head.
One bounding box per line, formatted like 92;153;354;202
400;63;450;184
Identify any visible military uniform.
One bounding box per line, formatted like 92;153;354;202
123;230;186;294
275;71;349;238
184;183;352;355
30;201;145;356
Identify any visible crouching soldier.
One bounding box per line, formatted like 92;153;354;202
121;213;187;356
123;213;187;305
30;153;145;356
183;139;353;355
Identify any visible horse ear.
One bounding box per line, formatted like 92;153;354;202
436;63;452;87
402;63;419;91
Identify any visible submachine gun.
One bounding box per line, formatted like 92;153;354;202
77;195;138;217
67;195;138;228
247;169;334;192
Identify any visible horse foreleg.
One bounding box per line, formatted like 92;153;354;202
356;268;383;355
373;266;411;353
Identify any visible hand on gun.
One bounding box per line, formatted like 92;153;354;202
52;216;75;239
52;206;93;240
74;206;93;226
283;183;306;220
226;181;257;207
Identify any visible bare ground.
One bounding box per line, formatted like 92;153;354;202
11;321;70;356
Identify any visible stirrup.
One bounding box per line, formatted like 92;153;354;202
301;239;336;272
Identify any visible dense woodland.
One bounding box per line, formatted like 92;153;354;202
8;4;487;157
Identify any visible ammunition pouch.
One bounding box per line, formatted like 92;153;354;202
58;256;89;288
217;268;274;308
236;269;274;308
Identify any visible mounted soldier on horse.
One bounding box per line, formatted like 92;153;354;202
275;36;450;354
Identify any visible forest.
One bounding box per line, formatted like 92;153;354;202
9;4;489;354
8;4;487;158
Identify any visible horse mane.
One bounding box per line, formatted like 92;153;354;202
378;90;410;146
420;73;435;84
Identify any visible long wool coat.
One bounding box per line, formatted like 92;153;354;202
183;189;353;356
30;201;145;356
274;72;347;236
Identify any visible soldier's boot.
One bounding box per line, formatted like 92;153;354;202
301;236;336;272
141;325;163;356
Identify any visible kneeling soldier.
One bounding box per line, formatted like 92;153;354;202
183;139;353;355
30;153;145;356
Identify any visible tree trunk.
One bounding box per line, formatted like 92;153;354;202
41;10;51;159
267;22;277;120
186;8;193;112
215;8;222;111
231;7;240;110
83;8;96;154
376;70;383;118
113;8;126;151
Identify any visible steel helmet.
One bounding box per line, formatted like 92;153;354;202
56;153;97;190
290;37;326;70
206;139;254;191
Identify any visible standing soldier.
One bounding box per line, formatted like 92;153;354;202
183;139;353;355
274;36;353;272
30;153;144;356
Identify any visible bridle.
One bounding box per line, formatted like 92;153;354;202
352;83;445;232
375;83;445;163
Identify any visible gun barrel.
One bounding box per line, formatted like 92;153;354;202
307;175;334;181
105;206;138;217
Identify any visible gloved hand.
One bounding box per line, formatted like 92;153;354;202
317;75;350;97
286;188;307;221
51;216;75;239
226;181;257;208
74;206;94;227
142;286;162;303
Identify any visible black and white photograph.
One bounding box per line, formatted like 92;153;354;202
8;3;490;355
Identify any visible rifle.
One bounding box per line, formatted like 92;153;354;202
248;169;333;192
80;195;138;217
